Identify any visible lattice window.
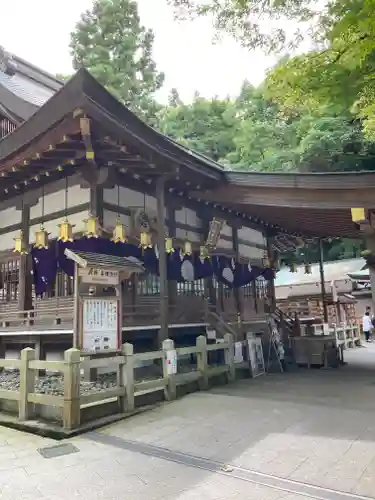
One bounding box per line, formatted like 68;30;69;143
0;257;19;302
243;281;255;298
138;273;160;295
255;277;267;299
177;279;205;297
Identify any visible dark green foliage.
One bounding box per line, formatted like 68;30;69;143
70;0;164;121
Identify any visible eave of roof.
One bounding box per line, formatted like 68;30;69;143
0;69;224;181
225;170;375;190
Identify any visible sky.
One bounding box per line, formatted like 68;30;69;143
1;0;277;102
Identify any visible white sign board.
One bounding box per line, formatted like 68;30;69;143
166;349;177;375
82;298;119;353
79;267;120;285
234;342;244;364
248;337;265;378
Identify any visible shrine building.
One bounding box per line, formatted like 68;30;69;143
0;47;374;360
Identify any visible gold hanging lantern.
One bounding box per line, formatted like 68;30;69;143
165;237;174;254
351;208;366;223
289;262;297;273
34;225;49;249
139;232;152;249
111;218;127;243
262;253;270;268
13;230;28;255
304;263;312;275
58;218;74;242
183;241;192;256
199;246;209;260
205;218;224;248
84;215;101;238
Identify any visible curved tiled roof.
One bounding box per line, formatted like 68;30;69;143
0;48;63;122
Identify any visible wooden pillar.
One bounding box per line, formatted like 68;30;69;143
318;238;328;323
156;176;169;345
201;217;216;307
89;185;104;224
166;205;177;306
232;226;243;337
266;236;276;311
18;205;30;311
364;234;375;312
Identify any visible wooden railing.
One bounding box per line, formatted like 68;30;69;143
0;333;255;432
0;295;208;330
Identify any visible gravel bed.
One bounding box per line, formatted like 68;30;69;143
0;370;118;396
0;362;201;397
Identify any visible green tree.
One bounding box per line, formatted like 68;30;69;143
70;0;164;120
168;0;324;52
158;94;238;161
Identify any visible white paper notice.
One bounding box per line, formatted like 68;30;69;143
82;298;119;353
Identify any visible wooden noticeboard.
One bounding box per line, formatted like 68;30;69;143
80;298;120;353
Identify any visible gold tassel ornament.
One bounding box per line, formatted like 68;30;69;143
183;241;192;256
304;263;312;275
165;237;174;254
139;232;152;249
289;262;297;273
199;246;209;260
262;254;270;268
58;219;74;242
83;215;101;238
111;218;127;243
13;231;28;254
34;225;49;249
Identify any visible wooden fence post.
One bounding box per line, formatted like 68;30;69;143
224;333;235;382
63;348;81;430
19;347;35;420
196;335;208;390
162;338;176;401
121;343;134;412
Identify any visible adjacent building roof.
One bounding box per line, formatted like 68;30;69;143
274;258;365;300
275;258;365;287
0;47;62;122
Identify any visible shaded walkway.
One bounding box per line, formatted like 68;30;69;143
1;346;375;499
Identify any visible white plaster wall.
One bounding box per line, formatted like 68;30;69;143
175;228;202;243
30;177;90;219
0;207;21;228
239;244;264;260
217;238;233;250
220;222;232;237
175;207;202;229
103;210;131;230
238;226;265;246
0;230;20;251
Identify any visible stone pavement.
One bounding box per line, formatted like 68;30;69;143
1;344;375;499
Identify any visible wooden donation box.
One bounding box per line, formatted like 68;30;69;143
64;249;145;354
